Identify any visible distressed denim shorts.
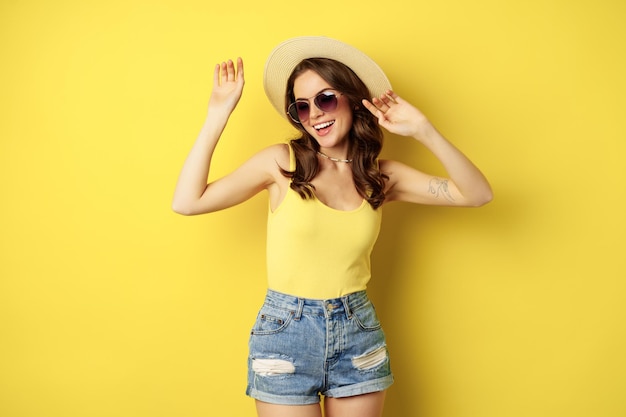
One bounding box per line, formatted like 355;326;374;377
246;289;393;405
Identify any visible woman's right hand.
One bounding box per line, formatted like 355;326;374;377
208;58;245;117
172;57;245;216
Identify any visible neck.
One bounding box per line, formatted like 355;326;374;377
317;150;352;163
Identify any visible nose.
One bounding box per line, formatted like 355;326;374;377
308;101;324;122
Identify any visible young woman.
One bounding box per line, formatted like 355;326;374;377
172;37;492;417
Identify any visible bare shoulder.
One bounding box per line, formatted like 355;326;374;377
378;158;434;204
379;159;404;172
268;142;290;170
251;143;290;176
243;143;288;167
256;143;290;210
378;159;404;196
379;159;421;182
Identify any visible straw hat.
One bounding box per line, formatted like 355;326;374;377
263;36;392;119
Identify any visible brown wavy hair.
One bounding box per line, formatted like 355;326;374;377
282;58;388;209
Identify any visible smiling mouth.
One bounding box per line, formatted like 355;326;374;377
313;120;335;131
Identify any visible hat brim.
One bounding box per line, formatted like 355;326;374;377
263;36;392;119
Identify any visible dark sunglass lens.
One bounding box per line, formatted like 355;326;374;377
315;92;338;112
288;102;306;122
295;101;310;121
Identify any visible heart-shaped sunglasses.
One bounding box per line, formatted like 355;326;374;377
287;90;343;124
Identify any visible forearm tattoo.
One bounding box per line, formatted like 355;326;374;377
428;177;455;202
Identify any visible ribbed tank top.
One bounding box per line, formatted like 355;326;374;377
266;144;382;299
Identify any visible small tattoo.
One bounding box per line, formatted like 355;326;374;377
428;177;455;202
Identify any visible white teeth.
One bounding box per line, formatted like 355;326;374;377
314;121;335;130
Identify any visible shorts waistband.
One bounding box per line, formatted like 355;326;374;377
264;289;370;320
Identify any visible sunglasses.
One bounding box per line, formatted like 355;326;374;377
287;90;342;124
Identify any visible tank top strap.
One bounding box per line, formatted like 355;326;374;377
287;141;296;171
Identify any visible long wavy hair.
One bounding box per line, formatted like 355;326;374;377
282;58;388;209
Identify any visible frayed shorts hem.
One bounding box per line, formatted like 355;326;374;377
325;374;394;398
246;375;394;405
246;388;321;406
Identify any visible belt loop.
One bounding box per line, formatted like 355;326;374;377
294;297;304;320
342;296;353;319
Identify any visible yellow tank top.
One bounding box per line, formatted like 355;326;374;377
266;144;382;299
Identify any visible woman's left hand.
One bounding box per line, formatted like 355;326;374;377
362;91;431;140
365;91;493;207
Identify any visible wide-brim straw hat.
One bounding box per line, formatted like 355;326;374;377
263;36;392;119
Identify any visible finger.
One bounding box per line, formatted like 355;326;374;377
236;57;245;84
385;90;400;101
362;99;381;116
372;97;390;112
386;90;409;107
226;59;236;81
220;62;228;84
362;99;390;124
379;92;397;107
213;63;220;86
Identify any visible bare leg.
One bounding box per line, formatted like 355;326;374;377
255;400;322;417
324;391;386;417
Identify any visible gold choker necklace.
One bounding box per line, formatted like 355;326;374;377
317;151;352;163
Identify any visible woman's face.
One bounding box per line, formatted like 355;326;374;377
292;70;353;150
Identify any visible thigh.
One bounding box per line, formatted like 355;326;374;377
256;400;322;417
324;391;386;417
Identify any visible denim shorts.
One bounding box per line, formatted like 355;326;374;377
246;289;393;405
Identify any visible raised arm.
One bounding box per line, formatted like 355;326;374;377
363;91;493;207
172;58;278;215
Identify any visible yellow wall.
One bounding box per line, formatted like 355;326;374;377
1;0;624;416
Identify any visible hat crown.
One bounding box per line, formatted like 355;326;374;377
263;36;391;119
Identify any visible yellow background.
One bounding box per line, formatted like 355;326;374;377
1;0;624;416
